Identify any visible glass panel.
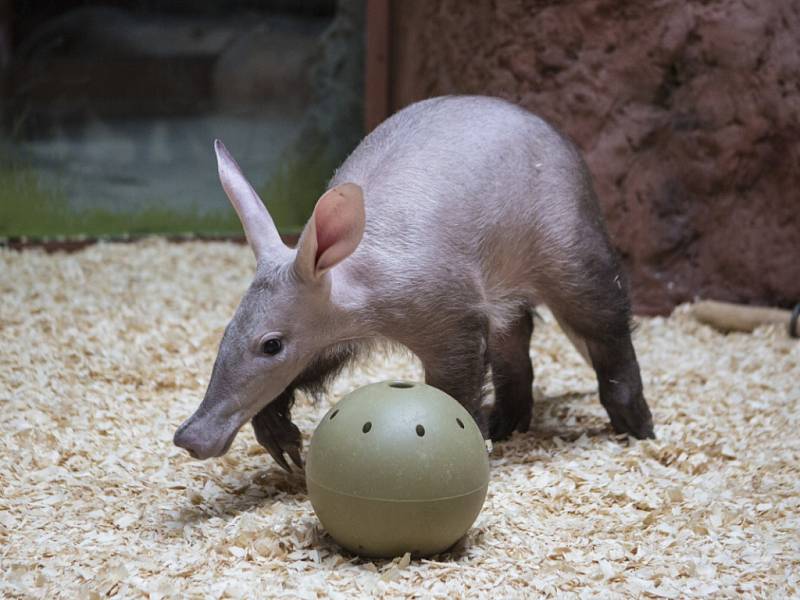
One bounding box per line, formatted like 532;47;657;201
0;0;364;238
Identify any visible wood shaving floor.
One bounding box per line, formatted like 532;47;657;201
1;240;798;598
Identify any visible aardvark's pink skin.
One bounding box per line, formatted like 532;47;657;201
174;95;654;470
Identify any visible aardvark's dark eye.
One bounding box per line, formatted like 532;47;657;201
261;338;283;356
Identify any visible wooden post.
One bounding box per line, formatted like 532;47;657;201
365;0;391;133
691;300;799;337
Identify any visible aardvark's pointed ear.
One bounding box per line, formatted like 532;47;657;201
214;139;285;262
294;183;365;281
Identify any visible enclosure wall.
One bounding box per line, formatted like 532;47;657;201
388;0;800;315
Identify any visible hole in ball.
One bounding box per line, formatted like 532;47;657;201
416;424;425;437
330;409;339;420
456;418;464;429
362;422;372;433
388;381;414;389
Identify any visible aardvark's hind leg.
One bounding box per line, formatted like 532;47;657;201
543;237;654;439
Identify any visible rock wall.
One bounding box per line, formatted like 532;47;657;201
390;0;800;314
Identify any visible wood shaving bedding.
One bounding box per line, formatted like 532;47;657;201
1;239;797;598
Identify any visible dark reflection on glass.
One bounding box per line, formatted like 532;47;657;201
0;0;364;237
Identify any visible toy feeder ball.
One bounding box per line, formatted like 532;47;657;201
306;381;490;558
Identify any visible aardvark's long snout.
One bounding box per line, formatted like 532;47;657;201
173;409;241;460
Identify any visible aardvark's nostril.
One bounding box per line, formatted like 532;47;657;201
173;424;192;450
174;431;200;459
173;418;193;444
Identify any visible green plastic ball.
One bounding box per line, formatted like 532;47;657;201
306;381;490;558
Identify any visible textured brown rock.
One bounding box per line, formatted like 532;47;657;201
390;0;800;314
